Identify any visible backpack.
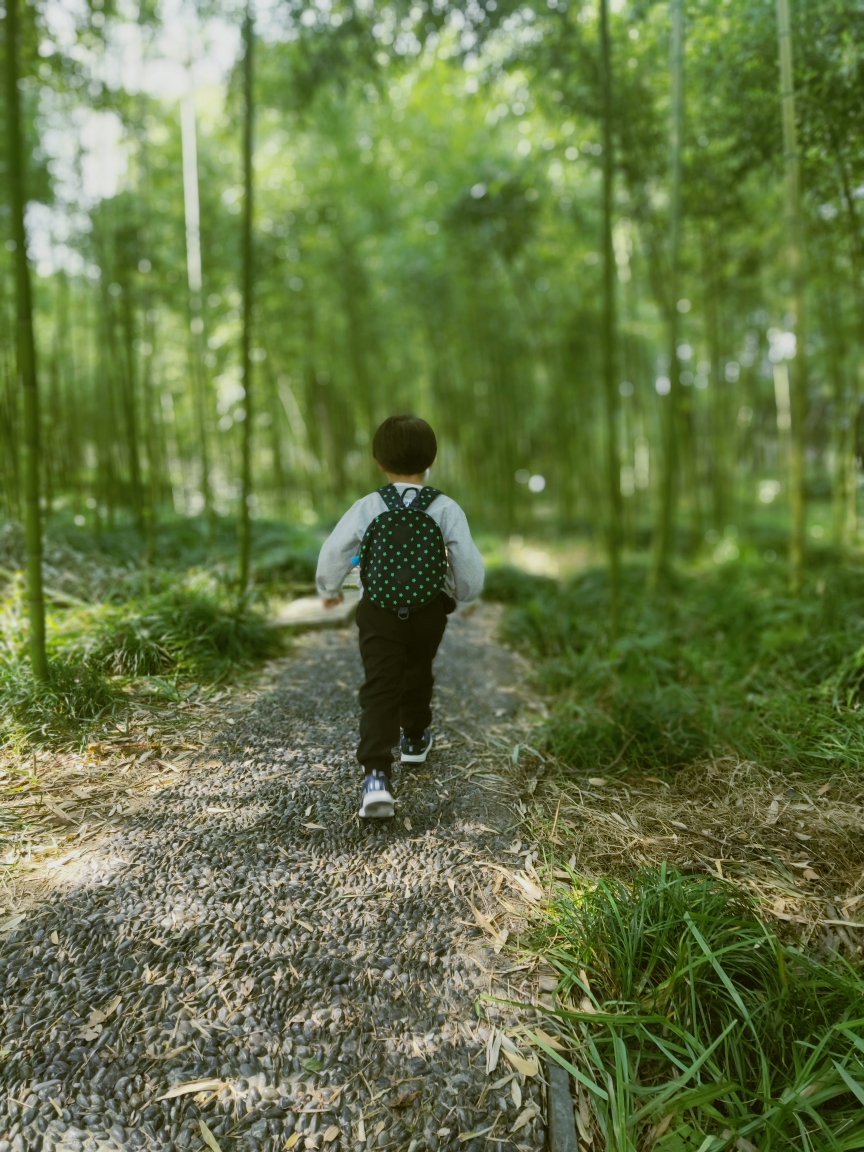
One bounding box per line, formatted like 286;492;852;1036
357;484;448;616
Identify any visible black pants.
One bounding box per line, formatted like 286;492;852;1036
356;593;454;775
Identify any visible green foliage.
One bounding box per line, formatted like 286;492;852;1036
0;571;282;749
0;657;121;748
58;580;281;683
491;559;864;775
533;867;864;1151
482;564;559;604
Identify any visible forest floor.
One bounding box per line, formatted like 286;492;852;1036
0;605;558;1152
4;563;864;1152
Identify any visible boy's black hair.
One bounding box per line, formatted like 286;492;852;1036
373;414;437;475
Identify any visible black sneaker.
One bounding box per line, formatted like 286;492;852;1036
359;770;395;819
401;728;434;763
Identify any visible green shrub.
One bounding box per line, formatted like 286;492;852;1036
0;657;121;748
498;560;864;775
59;581;282;682
532;868;864;1151
0;576;282;748
483;564;558;604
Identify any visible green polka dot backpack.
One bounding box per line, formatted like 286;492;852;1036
357;485;448;617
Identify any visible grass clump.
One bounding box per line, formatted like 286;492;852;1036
59;579;281;682
0;575;282;749
485;560;864;776
0;658;122;747
533;867;864;1151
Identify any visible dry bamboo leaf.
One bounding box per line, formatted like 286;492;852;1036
529;1027;565;1051
766;800;780;824
49;930;59;945
486;1027;503;1074
470;904;506;945
587;778;607;787
357;1119;366;1142
459;1124;496;1142
302;823;326;831
159;1079;225;1101
198;1120;222;1152
489;1073;515;1090
511;1080;522;1109
502;1048;539;1077
803;869;819;880
511;1103;540;1132
512;872;544;903
323;1126;340;1143
284;1133;300;1149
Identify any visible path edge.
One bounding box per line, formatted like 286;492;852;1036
546;1058;579;1152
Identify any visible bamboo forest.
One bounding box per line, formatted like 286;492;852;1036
5;1;864;1151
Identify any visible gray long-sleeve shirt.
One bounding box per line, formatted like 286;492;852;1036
316;483;485;603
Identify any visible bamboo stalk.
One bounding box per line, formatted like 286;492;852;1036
237;0;255;595
5;0;48;681
599;0;621;635
776;0;807;593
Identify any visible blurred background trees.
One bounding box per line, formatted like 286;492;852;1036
3;0;864;588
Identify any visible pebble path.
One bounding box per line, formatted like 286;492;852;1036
0;607;547;1152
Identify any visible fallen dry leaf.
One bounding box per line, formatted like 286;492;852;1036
198;1120;222;1152
529;1027;565;1052
502;1048;539;1078
587;777;607;787
486;1028;503;1074
389;1088;419;1109
103;994;122;1017
512;871;544;903
511;1103;540;1133
50;930;59;945
511;1080;522;1109
766;800;780;825
284;1133;300;1149
404;818;412;831
323;1126;340;1143
159;1079;225;1101
803;869;820;880
470;904;506;945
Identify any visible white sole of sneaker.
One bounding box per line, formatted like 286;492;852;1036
401;732;434;763
359;797;395;819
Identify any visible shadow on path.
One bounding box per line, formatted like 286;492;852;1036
0;607;547;1152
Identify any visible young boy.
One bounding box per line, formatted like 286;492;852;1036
316;414;484;818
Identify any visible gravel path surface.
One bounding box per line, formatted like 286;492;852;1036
0;606;549;1152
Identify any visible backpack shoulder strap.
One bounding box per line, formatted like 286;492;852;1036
413;486;442;511
377;484;403;512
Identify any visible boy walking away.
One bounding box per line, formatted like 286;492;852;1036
316;415;484;819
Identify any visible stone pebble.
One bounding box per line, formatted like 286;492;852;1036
1;612;545;1152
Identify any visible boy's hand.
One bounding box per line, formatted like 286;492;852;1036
322;593;344;609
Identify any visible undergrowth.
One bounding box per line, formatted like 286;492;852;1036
529;867;864;1151
484;559;864;777
0;574;282;749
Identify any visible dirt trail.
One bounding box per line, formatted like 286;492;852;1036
0;606;552;1152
